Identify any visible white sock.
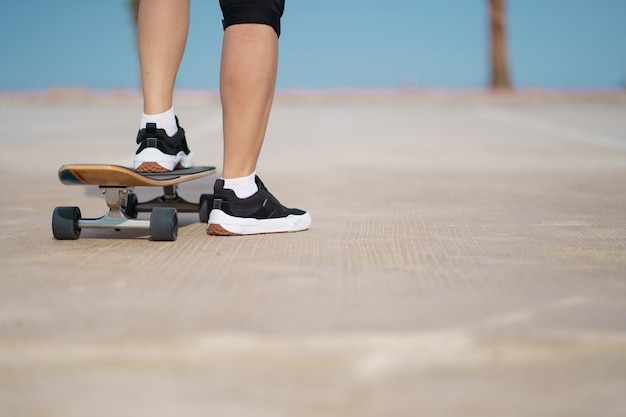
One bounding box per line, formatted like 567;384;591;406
140;107;178;137
222;171;258;199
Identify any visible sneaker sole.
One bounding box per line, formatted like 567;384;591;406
134;149;194;172
207;209;311;236
135;161;190;173
207;224;244;236
135;162;172;173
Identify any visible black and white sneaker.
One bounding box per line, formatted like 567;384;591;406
133;117;194;172
208;176;311;235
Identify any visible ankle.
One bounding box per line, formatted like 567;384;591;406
140;107;178;136
222;171;258;199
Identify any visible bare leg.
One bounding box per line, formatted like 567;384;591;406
138;0;189;115
220;24;279;179
208;21;311;235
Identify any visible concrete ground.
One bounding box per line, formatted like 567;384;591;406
1;91;625;417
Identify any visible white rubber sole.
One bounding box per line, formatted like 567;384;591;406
208;209;311;236
133;148;195;171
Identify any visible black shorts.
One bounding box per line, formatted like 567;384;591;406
219;0;285;37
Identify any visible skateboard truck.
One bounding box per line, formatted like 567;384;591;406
53;186;178;241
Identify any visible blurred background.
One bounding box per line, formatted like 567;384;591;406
1;0;625;92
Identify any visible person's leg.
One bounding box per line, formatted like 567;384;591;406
208;0;310;235
220;23;278;180
138;0;189;115
133;0;194;172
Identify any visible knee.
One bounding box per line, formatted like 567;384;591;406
219;0;285;37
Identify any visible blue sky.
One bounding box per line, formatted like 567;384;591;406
1;0;625;90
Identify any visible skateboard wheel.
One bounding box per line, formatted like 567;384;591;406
52;206;82;240
150;207;178;241
125;192;138;219
199;194;215;223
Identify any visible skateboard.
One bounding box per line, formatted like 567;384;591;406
52;164;216;241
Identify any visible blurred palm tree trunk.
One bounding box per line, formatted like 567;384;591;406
489;0;512;90
129;0;140;28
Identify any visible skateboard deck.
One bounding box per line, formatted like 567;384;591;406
53;164;217;242
59;164;214;187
